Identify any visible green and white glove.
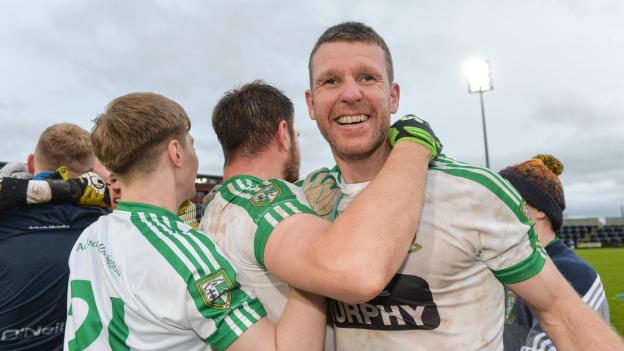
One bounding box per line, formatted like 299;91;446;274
387;114;442;163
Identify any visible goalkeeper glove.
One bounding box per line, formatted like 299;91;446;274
47;167;111;208
387;114;442;163
301;168;341;220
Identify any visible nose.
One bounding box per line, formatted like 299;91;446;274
340;77;362;104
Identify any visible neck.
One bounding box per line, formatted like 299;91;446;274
223;152;284;181
333;142;391;184
535;220;557;247
120;168;181;214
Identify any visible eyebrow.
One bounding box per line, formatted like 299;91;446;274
314;69;337;83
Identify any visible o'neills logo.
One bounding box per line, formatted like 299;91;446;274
330;274;440;330
1;321;65;341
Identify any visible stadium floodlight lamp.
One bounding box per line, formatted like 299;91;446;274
464;58;494;93
463;57;494;168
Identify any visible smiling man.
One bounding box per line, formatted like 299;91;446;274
302;21;623;351
200;81;441;351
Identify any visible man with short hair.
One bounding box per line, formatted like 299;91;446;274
27;123;96;180
64;92;326;351
500;154;610;350
0;123;109;351
200;81;440;351
302;21;623;350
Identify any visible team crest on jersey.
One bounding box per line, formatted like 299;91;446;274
195;269;233;309
250;184;281;207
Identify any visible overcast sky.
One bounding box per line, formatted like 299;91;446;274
1;0;623;218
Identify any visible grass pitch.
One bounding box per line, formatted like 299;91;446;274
575;248;624;336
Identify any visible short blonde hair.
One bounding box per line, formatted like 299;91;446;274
35;123;94;173
91;92;191;177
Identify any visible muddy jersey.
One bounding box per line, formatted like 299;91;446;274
199;175;315;322
307;155;546;351
64;201;265;351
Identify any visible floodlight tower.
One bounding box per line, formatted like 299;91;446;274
464;58;494;168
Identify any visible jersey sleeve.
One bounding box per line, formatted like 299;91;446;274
475;176;547;285
130;212;267;351
218;177;316;267
183;240;268;351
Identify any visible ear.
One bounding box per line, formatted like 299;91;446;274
166;139;184;168
389;82;400;114
527;205;547;222
27;153;36;175
276;120;292;151
533;210;547;221
305;89;316;120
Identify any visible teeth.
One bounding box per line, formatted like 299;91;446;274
337;114;368;125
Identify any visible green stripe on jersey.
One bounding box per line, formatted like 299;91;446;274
108;297;130;351
435;155;521;203
430;157;547;283
145;214;210;277
430;164;525;222
218;175;315;267
490;229;546;285
120;202;266;350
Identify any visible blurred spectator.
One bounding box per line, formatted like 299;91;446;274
106;173;121;208
500;154;610;351
0;123;109;351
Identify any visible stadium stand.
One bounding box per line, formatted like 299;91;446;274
558;217;624;248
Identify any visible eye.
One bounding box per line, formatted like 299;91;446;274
360;74;376;82
323;78;337;85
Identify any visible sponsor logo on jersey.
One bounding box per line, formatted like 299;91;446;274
250;184;281;207
330;274;440;331
195;269;233;309
1;322;65;341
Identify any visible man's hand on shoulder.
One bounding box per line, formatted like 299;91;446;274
387;114;443;163
301;168;340;220
46;167;111;208
72;172;110;208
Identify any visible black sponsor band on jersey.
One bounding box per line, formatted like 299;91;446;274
330;274;440;331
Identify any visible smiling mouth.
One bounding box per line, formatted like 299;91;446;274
336;114;369;125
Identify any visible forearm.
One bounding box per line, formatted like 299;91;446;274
275;289;326;351
322;142;430;290
511;260;624;350
534;297;622;350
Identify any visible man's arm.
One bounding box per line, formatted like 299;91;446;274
227;290;326;351
508;259;623;350
265;141;431;303
0;169;110;210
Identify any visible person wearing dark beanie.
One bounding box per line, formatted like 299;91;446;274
499;154;565;231
500;154;611;351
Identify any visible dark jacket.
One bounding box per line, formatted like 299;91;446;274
0;203;109;351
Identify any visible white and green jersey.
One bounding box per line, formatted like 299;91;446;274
199;175;315;322
306;156;546;351
64;201;265;351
